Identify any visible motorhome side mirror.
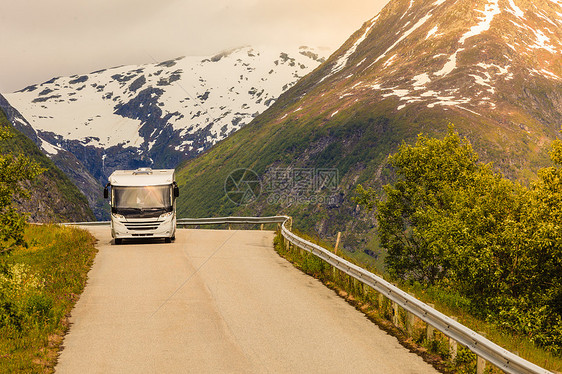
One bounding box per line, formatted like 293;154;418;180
104;183;110;199
173;184;180;198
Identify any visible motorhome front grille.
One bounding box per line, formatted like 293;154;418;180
125;221;161;231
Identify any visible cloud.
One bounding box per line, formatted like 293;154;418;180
0;0;388;92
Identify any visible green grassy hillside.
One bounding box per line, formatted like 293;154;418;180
175;94;554;252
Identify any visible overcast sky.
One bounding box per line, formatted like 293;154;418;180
0;0;390;93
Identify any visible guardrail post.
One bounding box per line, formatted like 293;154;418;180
361;283;366;299
330;233;341;283
334;232;341;255
260;223;264;230
392;301;400;327
477;332;487;374
426;304;435;341
406;311;415;336
449;317;458;362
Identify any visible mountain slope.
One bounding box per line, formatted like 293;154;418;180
0;94;108;219
0;106;95;223
174;0;562;252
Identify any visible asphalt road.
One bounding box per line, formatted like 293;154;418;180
55;227;439;373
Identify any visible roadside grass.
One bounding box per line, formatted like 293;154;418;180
0;224;97;373
274;229;562;374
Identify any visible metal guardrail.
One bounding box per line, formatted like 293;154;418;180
66;215;550;373
277;219;551;374
64;221;110;226
177;216;289;226
64;216;288;227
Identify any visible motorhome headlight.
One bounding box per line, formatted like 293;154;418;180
112;213;125;220
159;211;173;220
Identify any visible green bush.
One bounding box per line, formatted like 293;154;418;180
0;263;50;330
356;128;562;354
0;126;44;256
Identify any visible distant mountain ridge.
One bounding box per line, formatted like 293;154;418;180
172;0;562;254
4;46;327;219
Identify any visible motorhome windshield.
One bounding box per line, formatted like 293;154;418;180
112;185;172;210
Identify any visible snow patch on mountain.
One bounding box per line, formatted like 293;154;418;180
39;137;62;155
412;73;431;88
435;50;460;77
469;72;495;94
460;0;501;44
531;68;561;80
373;83;476;112
323;16;379;80
537;9;559;27
529;28;558;53
426;26;439;39
506;0;524;18
373;13;434;66
363;55;516;112
477;63;513;79
383;55;398;68
400;0;415;20
437;0;501;78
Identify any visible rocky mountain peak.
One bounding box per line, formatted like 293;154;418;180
291;0;561;128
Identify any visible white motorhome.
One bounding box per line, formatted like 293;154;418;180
104;168;179;244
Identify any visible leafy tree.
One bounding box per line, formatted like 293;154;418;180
357;129;486;285
356;129;562;353
503;140;562;352
355;129;526;297
0;126;44;256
